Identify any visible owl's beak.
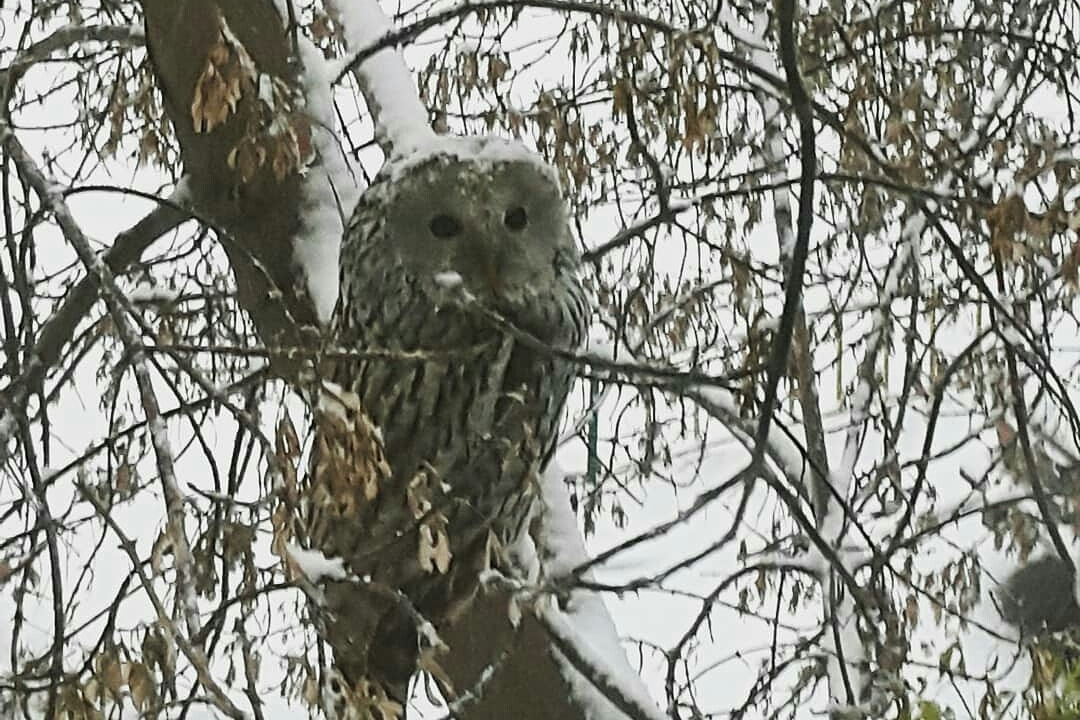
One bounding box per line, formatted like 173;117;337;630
462;226;504;296
483;257;503;295
477;232;504;295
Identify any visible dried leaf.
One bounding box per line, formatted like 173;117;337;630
985;193;1029;263
150;530;174;574
94;649;126;697
302;669;320;707
271;504;292;560
416;647;454;698
141;628;167;673
190;14;256;133
114;462;131;495
487;55;509;85
128;662;157;710
223;522;255;564
418;515;452;574
355;678;403;720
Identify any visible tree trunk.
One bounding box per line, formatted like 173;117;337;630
138;2;593;717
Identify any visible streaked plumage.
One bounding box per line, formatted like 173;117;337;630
307;136;586;713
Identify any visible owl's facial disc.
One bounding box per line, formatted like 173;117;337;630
387;155;576;314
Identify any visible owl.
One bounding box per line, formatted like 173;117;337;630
307;135;587;714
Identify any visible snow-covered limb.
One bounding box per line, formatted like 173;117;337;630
293;36;357;323
833;214;924;495
538;600;667;720
325;0;436;156
537;466;658;720
128;282;181;304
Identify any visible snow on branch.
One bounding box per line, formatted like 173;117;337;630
285;542;348;584
292;0;440;320
537;467;662;720
294;35;357;323
326;0;436;157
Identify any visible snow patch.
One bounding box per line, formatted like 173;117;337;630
129;283;180;304
433;271;463;289
285;542;347;583
293;37;358;324
385;133;559;187
538;466;657;720
541;599;666;720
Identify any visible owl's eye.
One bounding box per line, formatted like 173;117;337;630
503;206;528;231
429;214;463;239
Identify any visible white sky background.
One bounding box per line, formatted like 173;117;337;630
3;1;1080;719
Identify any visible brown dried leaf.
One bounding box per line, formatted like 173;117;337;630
150;530;174;574
227;139;266;183
355;677;404;720
416;647;454;699
293;114;314;166
94;649;126;697
612;78;631;118
271;504;292;559
141;628;167;672
269;134;301;181
82;677;102;706
128;662;157;710
114;462;131;495
418;515;452;574
190;15;256;133
302;669;320;707
312;382;391;508
905;594;919;627
406;468;435;518
223;521;255;564
487;55;509;85
59;684;99;720
985;194;1029;264
1063;235;1080;287
310;12;335;43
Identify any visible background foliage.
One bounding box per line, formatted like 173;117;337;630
4;1;1080;718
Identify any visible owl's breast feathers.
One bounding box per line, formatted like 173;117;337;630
314;149;587;705
331;256;583;518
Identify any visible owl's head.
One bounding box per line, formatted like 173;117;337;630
378;137;579;318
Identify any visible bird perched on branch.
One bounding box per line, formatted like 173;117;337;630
994;421;1080;640
999;554;1080;635
304;135;587;716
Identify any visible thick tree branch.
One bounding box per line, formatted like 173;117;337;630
2;121;243;717
756;0;815;455
140;0;319;356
